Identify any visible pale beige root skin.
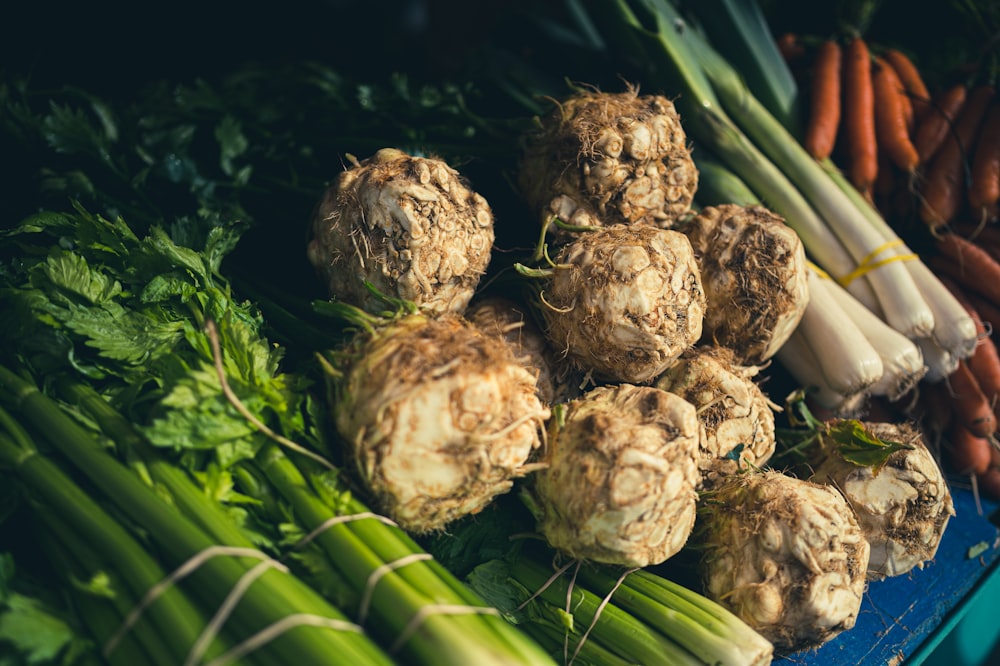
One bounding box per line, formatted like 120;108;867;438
334;314;549;535
518;85;698;242
530;383;702;567
465;295;583;405
808;421;955;580
654;345;777;489
699;470;870;655
307;148;495;316
682;204;809;366
540;224;706;384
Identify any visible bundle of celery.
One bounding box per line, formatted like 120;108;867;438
0;207;553;665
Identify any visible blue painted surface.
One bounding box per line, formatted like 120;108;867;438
773;481;1000;666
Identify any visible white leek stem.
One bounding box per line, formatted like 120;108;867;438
822;160;978;359
816;270;927;401
795;270;884;396
916;336;959;384
776;328;869;417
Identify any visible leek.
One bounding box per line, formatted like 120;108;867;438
817;272;928;400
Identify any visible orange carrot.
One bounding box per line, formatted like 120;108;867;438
913;83;967;165
919;84;995;229
777;32;806;63
882;48;931;123
873;55;920;173
841;36;878;197
945;420;993;475
939;274;1000;408
804;39;842;160
962;288;1000;334
977;464;1000;500
948;359;996;437
931;231;1000;305
968;99;1000;221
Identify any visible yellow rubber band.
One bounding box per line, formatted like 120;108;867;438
828;239;918;287
807;261;832;280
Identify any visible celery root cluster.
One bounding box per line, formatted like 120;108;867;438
308;148;495;316
518;86;698;239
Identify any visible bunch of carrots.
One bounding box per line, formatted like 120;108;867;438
780;32;1000;230
781;32;1000;500
925;229;1000;501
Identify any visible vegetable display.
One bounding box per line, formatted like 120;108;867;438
3;0;1000;664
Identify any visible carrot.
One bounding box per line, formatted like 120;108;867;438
873;55;920;173
977;465;1000;500
945;421;994;475
968;99;1000;221
931;231;1000;305
919;84;995;229
913;83;967;165
804;39;842;160
882;48;931;123
939;274;1000;408
841;36;878;198
948;359;996;437
776;32;806;63
948;219;1000;246
962;288;1000;336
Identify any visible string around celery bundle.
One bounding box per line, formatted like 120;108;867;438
206;318;506;656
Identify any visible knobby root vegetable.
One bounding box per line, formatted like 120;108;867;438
654;345;777;489
307;148;495;316
808;421;954;579
518;85;698;241
329;313;549;534
680;203;809;364
465;295;577;406
536;223;706;384
695;470;870;654
526;383;701;567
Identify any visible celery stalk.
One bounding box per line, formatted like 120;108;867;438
578;566;774;666
0;364;394;666
0;430;212;665
61;377;555;666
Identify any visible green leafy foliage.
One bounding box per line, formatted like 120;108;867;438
0;554;94;666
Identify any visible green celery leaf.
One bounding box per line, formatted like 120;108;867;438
61;303;185;366
215;116;250;180
0;592;77;664
827;420;913;470
34;251;122;305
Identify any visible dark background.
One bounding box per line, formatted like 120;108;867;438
2;0;991;96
